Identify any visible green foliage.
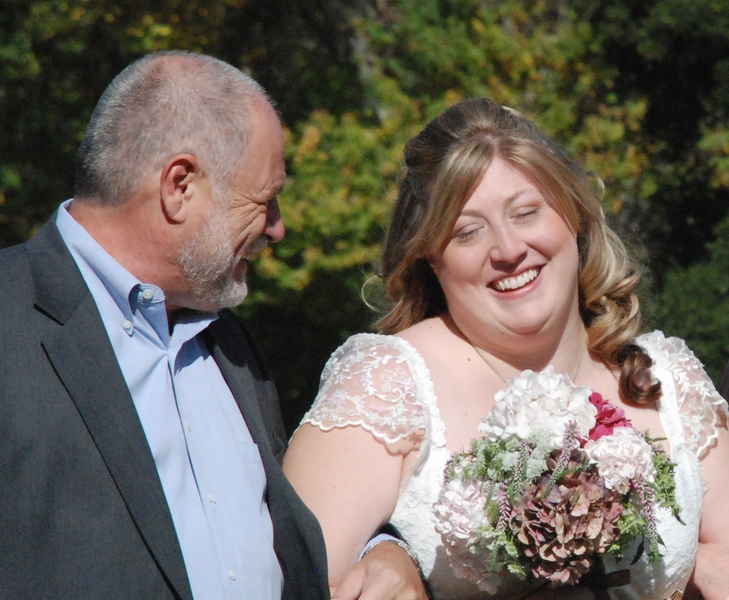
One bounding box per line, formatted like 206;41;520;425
650;215;729;382
221;0;370;123
609;502;644;559
0;0;363;248
355;0;654;210
252;110;408;296
3;0;729;428
649;440;682;522
445;436;523;483
577;0;729;275
247;0;665;424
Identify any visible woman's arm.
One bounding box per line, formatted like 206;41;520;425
283;423;411;587
695;424;729;600
283;336;430;596
692;543;729;600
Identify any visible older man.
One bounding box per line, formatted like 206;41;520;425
0;51;423;600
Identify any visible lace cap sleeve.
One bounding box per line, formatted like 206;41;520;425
638;331;729;459
299;333;429;445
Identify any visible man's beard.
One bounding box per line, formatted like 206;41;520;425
178;203;264;312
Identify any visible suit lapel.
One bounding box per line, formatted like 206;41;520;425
29;220;193;600
204;315;282;460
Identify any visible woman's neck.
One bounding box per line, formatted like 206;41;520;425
443;312;589;384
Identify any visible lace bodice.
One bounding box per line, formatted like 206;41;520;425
301;330;728;599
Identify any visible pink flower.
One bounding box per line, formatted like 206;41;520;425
511;449;623;586
585;427;656;493
587;392;634;442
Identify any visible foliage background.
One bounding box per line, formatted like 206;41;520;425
2;0;728;433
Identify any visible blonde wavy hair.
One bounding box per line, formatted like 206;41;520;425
376;98;659;405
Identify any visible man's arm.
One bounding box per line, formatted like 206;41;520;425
333;541;429;600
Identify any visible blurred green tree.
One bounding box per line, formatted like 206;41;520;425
651;215;729;383
0;0;364;247
2;0;729;431
588;0;729;386
245;0;666;427
576;0;729;279
0;0;372;429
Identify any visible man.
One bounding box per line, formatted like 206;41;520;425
0;51;424;599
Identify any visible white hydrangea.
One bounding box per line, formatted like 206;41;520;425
478;366;597;451
433;478;502;594
584;426;656;494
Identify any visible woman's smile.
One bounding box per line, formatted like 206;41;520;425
491;266;541;292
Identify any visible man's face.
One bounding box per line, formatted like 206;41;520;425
178;98;286;312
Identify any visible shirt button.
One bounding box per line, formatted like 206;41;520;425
208;493;217;504
122;319;133;331
142;288;154;300
184;421;192;432
229;570;237;581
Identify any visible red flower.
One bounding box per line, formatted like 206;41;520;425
588;392;634;442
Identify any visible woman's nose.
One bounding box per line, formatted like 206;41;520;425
489;225;527;269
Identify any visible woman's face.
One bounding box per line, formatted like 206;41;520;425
430;157;582;347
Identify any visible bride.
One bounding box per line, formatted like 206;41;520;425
283;98;729;599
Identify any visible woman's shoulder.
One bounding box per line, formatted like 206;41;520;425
321;332;428;380
324;317;452;375
335;331;420;355
636;329;727;459
634;329;717;395
634;329;695;362
299;325;447;445
635;330;720;386
298;331;435;446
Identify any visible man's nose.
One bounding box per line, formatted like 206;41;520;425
264;198;285;243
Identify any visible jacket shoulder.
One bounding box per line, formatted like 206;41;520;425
0;241;35;309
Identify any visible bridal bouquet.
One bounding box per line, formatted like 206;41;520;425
433;367;681;594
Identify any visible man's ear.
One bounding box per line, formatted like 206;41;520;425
160;154;200;223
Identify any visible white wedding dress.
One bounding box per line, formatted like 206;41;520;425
300;330;727;600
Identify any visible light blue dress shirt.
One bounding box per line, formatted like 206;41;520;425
56;201;283;599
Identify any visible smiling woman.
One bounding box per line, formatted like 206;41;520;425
430;156;582;353
283;98;729;600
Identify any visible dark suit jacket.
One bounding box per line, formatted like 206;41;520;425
0;219;328;599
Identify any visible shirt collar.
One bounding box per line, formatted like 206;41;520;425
55;199;218;333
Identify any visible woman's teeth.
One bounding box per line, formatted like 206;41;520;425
494;268;539;291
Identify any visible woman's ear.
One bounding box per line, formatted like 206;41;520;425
427;253;442;277
160;154;199;223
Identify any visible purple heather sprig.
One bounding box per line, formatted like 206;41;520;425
497;485;511;531
539;420;581;499
632;474;661;564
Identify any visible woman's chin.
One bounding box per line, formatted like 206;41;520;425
498;317;552;338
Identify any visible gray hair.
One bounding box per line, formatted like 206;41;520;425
74;50;270;204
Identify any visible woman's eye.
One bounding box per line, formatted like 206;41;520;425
514;207;539;221
454;227;479;242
